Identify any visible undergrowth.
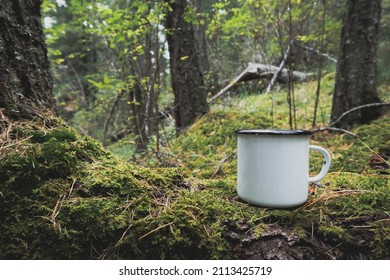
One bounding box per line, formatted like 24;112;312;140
1;79;389;259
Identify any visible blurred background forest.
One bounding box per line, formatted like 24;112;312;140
42;0;390;162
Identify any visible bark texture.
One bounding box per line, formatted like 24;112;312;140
165;0;209;133
0;0;55;120
331;0;382;128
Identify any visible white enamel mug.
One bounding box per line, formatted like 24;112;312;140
237;130;331;208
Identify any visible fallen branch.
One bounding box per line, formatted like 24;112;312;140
208;68;251;104
208;62;313;104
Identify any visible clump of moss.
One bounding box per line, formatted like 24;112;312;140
1;94;389;259
0;117;267;259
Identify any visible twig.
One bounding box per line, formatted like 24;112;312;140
296;189;369;211
208;62;311;104
0;135;33;150
312;102;390;135
115;224;133;247
102;90;125;146
356;138;390;167
68;179;76;197
312;126;358;137
329;102;390;128
312;126;389;166
138;222;174;240
265;42;291;94
287;0;297;130
311;102;390;166
312;0;327;128
293;41;337;63
210;152;235;179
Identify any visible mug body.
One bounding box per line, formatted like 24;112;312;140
237;130;312;208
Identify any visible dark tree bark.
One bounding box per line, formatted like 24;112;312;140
0;0;55;120
191;1;210;80
331;0;382;128
191;0;219;97
128;78;148;152
165;0;209;133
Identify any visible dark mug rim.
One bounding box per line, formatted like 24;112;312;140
236;129;312;135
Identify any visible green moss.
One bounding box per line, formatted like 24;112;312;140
308;116;390;174
318;224;348;240
1;120;251;259
168;109;271;178
1;84;389;259
370;220;390;257
27;126;78;143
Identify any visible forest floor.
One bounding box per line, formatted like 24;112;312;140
1;78;389;259
112;77;390;259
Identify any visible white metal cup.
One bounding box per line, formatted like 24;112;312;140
237;129;331;208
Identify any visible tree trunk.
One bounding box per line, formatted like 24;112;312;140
165;0;209;133
0;0;55;120
129;80;148;152
331;0;382;128
193;19;209;81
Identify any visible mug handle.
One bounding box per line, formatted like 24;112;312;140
308;145;331;183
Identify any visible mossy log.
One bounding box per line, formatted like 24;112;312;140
0;113;389;259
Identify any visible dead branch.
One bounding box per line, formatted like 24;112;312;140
102;90;125;146
328;102;390;128
312;102;390;136
312;126;358;137
207;67;251;104
265;43;291;94
210;152;235;179
293;41;337;63
208;62;313;104
312;103;390;167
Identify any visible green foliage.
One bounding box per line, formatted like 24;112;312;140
43;0;346;147
43;0;170;145
207;0;343;81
